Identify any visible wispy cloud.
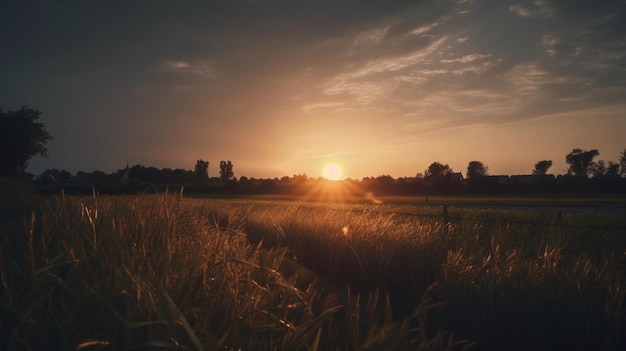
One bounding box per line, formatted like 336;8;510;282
508;4;532;17
440;53;491;64
540;33;558;57
409;22;439;36
301;102;346;113
160;60;216;78
508;1;553;18
318;35;448;106
354;36;447;75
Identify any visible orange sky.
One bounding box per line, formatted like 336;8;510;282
2;1;625;179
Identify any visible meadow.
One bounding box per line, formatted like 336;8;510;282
1;190;625;350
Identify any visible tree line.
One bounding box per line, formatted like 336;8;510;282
3;106;626;195
30;150;626;196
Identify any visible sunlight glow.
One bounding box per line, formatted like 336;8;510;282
322;164;343;180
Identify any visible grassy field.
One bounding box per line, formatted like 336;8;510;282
1;191;625;350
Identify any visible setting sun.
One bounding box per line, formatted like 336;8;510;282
322;164;342;180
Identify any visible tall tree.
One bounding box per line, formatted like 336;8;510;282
220;160;234;182
619;149;626;177
532;160;553;175
194;159;209;181
605;161;620;177
424;162;453;179
466;161;488;180
590;160;607;178
565;148;599;177
0;106;53;176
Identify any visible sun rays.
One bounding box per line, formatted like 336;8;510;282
298;177;364;203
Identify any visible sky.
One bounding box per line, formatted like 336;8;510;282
2;0;625;180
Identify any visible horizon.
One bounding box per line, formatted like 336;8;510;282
28;153;621;181
2;1;625;179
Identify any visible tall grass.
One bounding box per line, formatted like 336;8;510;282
197;197;626;350
1;193;456;350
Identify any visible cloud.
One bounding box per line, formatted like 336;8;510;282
160;60;216;78
319;36;448;104
410;22;440;35
540;34;559;57
165;61;190;69
507;1;554;18
302;102;346;113
440;53;491;64
508;4;532;16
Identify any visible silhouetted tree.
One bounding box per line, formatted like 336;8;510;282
0;106;53;176
532;160;552;175
194;159;209;182
590;160;606;178
220;160;234;182
566;148;599;177
605;162;620;178
620;149;626;177
424;162;453;179
587;159;620;179
466;161;488;180
37;168;72;183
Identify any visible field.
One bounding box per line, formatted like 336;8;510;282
1;190;625;350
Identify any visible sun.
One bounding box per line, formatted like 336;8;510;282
322;164;343;181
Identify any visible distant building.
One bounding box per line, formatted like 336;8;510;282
488;175;510;184
119;165;131;184
450;172;464;182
